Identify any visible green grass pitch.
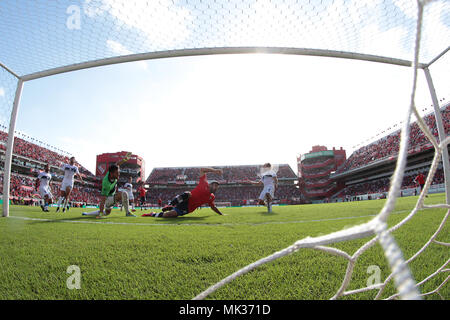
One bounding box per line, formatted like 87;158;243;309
0;193;448;300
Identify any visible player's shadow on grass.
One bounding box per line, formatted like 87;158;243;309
155;216;210;224
30;215;211;224
26;215;95;224
255;210;280;216
26;214;214;226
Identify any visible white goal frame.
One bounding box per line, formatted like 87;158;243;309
0;0;449;300
3;46;449;216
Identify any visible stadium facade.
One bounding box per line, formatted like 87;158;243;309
96;151;145;185
297;146;346;201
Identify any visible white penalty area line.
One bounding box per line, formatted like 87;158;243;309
6;209;413;228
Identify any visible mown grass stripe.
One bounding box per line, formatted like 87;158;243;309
7;209;410;227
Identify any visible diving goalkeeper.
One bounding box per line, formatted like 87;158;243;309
147;168;225;218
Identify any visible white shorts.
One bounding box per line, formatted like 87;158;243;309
259;185;275;201
61;180;74;192
39;186;53;199
118;189;133;201
105;196;116;209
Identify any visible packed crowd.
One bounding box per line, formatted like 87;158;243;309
0;130;95;177
0;173;101;205
344;168;446;196
1;174;35;199
147;164;297;184
146;167;185;184
338;105;450;173
275;165;297;179
68;185;101;205
147;184;302;204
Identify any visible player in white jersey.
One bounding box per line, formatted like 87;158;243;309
246;163;278;213
119;176;136;212
35;164;54;212
56;156;83;212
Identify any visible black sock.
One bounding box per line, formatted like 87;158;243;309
152;212;164;217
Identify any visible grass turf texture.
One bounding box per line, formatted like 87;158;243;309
0;193;448;300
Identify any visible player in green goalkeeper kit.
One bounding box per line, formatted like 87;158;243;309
82;155;136;218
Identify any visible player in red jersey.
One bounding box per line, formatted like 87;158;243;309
137;183;146;210
157;197;162;209
148;168;225;218
414;172;428;197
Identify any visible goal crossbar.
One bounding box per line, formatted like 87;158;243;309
20;48;426;82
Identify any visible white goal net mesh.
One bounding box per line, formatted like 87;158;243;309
0;0;449;77
0;67;17;131
0;0;449;300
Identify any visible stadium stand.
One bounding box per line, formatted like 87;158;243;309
0;171;101;206
147;164;298;184
146;164;303;206
0;130;94;177
2;102;447;207
0;129;101;206
337;104;449;173
329;103;449;203
340;166;446;201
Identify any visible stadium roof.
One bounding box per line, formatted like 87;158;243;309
1;0;449;81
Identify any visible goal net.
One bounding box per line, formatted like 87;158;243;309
0;0;449;300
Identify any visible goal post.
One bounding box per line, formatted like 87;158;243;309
423;67;450;204
2;79;23;217
0;65;22;217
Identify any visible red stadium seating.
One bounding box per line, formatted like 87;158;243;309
337;105;449;173
0;131;94;177
0;130;101;205
342;168;445;197
146;164;302;205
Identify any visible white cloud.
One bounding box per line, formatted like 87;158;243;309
106;40;148;70
392;0;418;20
359;23;410;59
83;0;109;18
0;87;4;97
106;39;132;55
207;0;411;59
86;0;192;49
84;0;447;64
421;1;450;62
